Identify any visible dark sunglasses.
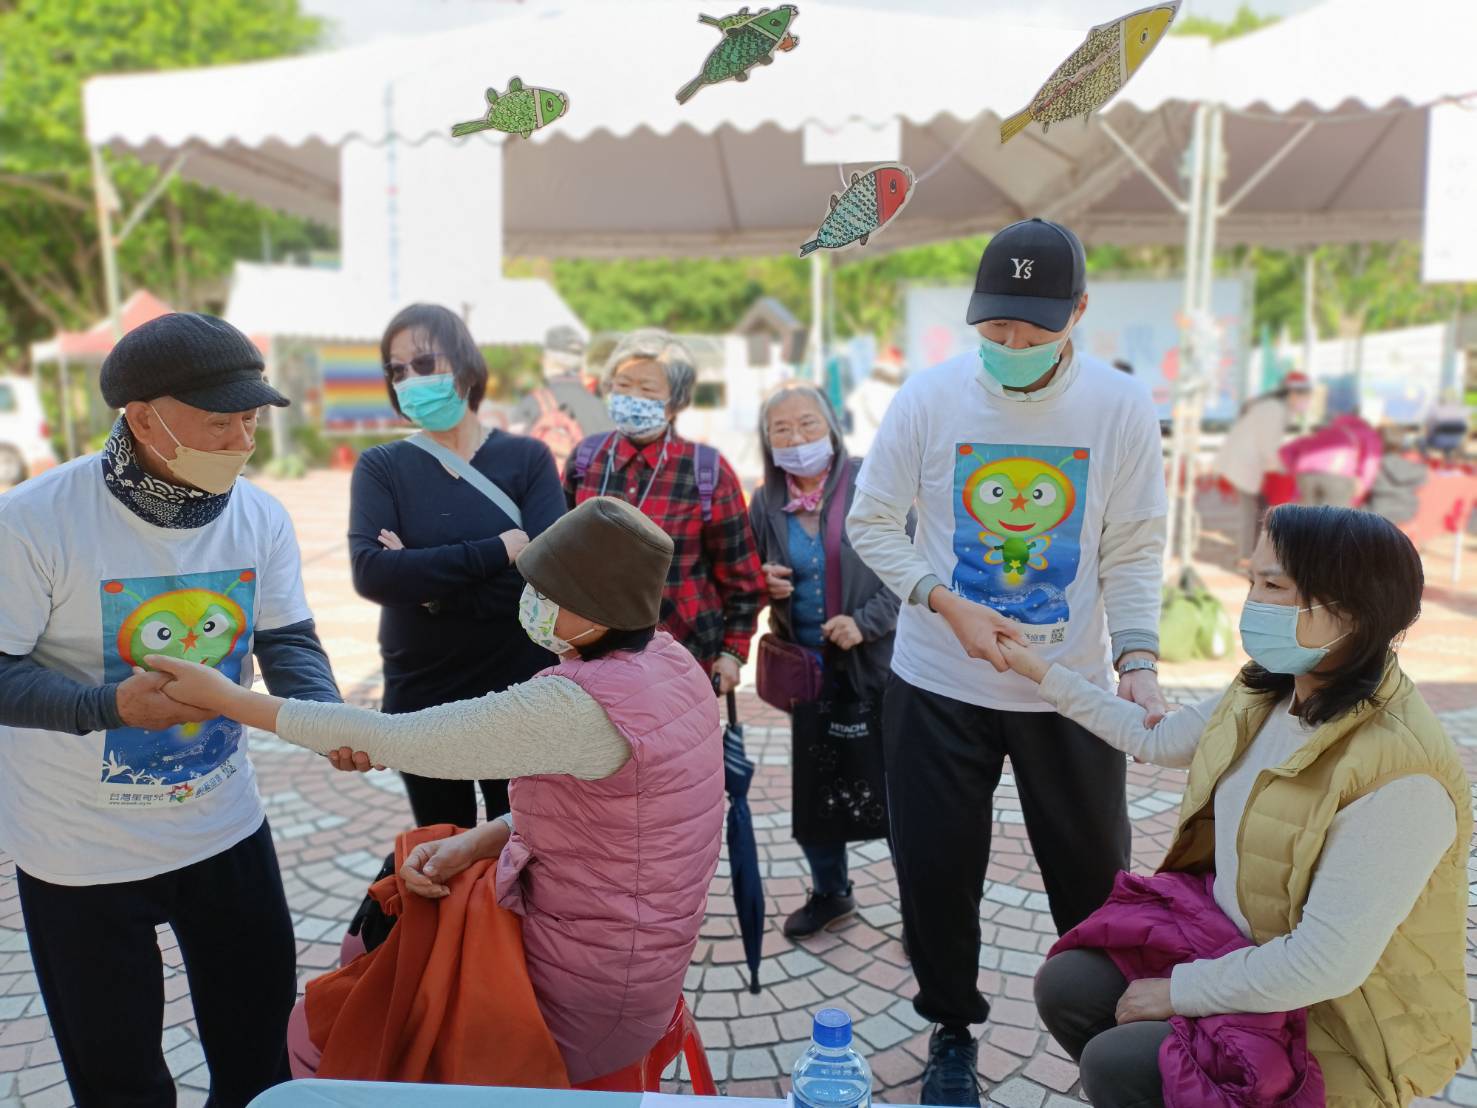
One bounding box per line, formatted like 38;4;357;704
384;352;447;381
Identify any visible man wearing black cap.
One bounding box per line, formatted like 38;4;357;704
0;312;342;1105
849;220;1167;1105
514;324;613;470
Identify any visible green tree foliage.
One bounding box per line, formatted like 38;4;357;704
1172;4;1280;42
0;0;334;365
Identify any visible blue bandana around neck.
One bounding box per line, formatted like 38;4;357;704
100;417;232;529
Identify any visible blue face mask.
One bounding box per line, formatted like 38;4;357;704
608;392;668;439
977;334;1068;390
395;374;466;432
1239;600;1347;675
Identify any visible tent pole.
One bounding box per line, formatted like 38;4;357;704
113;152;189;248
57;355;76;461
809;250;825;382
89;145;123;340
1302;250;1316;378
1166;102;1208;574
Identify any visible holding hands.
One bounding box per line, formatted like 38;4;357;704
143;654;241;715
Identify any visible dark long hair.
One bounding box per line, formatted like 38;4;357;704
575;625;657;662
379;303;489;417
1241;505;1423;725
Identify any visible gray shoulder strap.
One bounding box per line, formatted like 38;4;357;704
407;434;523;528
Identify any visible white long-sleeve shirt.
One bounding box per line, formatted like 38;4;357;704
1038;664;1457;1017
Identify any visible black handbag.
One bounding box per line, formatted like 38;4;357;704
344;851;398;953
791;692;888;846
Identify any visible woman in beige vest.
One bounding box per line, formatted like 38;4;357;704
1002;505;1468;1108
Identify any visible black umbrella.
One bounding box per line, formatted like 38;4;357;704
717;681;765;994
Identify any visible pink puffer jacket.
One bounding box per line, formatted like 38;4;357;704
496;632;723;1083
1051;870;1325;1108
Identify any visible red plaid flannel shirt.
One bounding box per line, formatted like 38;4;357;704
562;431;764;667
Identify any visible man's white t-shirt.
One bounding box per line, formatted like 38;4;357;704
0;455;312;885
856;352;1166;711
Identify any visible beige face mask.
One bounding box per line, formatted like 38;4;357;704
147;405;254;495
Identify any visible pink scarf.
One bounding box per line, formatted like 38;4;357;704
782;469;830;513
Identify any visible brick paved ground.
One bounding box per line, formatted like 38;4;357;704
1;471;1473;1106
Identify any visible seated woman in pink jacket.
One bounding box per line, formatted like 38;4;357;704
149;497;724;1085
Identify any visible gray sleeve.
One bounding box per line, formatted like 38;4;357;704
0;652;124;735
1099;515;1166;662
276;675;632;782
253;619;341;704
1171;776;1457;1016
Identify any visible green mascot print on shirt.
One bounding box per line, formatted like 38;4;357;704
952;444;1090;646
97;568;256;808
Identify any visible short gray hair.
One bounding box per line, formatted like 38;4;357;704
758;381;844;452
601;329;697;413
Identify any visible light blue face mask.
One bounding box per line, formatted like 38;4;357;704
1239;600;1347;675
394;374;466;432
977;333;1068;390
608;392;669;439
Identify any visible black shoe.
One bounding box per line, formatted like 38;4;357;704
920;1025;981;1107
782;886;857;939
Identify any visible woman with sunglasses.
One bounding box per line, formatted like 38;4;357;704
1004;506;1467;1108
347;304;566;831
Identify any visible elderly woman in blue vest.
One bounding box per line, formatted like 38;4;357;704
349;304;566;830
749;382;902;940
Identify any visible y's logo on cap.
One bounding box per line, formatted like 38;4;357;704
1011;258;1035;280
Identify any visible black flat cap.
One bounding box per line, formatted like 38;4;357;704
100;312;287;413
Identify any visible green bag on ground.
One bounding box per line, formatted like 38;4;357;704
1159;567;1232;663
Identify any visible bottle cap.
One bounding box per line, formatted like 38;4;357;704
812;1008;852;1049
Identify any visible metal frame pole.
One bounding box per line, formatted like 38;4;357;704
809;251;825;381
57;355;76;460
89;145;123;341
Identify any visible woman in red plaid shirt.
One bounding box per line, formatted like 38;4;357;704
562;329;765;694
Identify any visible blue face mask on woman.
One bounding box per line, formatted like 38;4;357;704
977;332;1069;390
1239;600;1348;675
394;374;466;432
608;393;668;439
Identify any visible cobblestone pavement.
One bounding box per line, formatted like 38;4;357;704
1;471;1474;1106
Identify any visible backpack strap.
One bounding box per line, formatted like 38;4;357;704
572;433;614;481
694;443;719;523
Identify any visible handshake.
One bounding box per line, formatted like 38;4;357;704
114;656;235;733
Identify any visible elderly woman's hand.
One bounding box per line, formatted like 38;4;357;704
761;562;794;600
822;615;864;651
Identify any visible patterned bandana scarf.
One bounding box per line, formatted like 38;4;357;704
782;468;831;514
100;417;232;529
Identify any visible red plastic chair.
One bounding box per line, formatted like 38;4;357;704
575;996;717;1096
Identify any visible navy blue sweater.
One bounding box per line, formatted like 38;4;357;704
348;432;566;714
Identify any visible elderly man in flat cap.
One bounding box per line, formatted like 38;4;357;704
0;312;342;1106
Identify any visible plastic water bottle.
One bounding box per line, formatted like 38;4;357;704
789;1008;872;1108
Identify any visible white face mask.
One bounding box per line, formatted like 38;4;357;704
147;405;253;495
518;585;596;656
772;436;834;478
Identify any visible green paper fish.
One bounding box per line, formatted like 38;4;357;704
451;77;569;140
798;164;915;257
676;4;800;105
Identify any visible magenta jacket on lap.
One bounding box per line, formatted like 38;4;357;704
1051;870;1325;1108
496;632;724;1083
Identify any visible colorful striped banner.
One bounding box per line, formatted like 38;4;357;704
319;344;402;431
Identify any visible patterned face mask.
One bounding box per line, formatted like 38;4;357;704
518;585;595;656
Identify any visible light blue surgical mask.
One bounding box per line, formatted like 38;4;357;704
977;334;1068;390
394;374;466;432
608;393;668;439
1239;600;1347;675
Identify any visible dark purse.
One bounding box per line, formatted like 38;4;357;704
755;463;851;712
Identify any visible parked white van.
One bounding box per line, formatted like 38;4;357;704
0;376;58;486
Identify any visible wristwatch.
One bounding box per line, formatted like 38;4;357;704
1117;657;1158;676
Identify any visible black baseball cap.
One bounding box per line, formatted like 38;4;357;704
100;312;287;413
966;218;1087;332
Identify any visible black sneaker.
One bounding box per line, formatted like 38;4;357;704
920;1025;981;1107
782;886;857;939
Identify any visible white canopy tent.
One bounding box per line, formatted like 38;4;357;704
80;0;1475;554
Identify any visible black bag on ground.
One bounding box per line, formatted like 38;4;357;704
345;851;397;954
791;693;888;846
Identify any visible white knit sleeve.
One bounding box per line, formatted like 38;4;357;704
275;675;631;782
1038;664;1218;768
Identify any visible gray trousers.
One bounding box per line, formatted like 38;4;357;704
1035;949;1171;1108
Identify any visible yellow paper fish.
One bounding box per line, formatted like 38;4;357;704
1000;1;1180;143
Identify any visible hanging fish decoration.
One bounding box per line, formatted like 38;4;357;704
798;164;915;257
1000;0;1180;143
451;78;569;140
676;5;800;105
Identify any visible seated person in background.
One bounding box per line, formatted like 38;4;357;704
150;497;724;1087
1279;412;1382;508
1002;504;1469;1108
